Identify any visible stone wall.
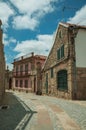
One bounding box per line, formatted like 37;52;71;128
42;59;75;99
44;25;69;70
0;20;5;102
42;24;75;99
76;67;86;100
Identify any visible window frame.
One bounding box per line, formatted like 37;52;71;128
61;44;64;58
16;66;18;75
57;70;68;91
15;80;18;87
57;44;64;60
20;80;23;87
25;80;28;88
25;63;28;74
51;68;54;78
20;64;23;75
59;30;62;38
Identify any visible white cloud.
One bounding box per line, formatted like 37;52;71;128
10;0;56;14
68;5;86;25
10;0;57;30
9;37;17;43
12;15;39;30
0;0;58;30
3;33;17;45
14;34;54;58
3;33;8;45
0;2;14;29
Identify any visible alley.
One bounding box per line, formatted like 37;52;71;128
13;91;86;130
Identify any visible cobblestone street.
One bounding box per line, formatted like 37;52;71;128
1;90;86;130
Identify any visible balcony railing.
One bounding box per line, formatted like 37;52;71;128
14;52;34;62
13;70;32;77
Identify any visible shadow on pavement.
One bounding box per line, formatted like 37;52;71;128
0;92;37;130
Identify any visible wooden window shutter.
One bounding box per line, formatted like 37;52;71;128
57;49;60;60
61;44;64;58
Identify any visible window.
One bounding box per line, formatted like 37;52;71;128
16;66;18;72
45;73;48;93
57;70;68;90
57;44;64;60
20;80;23;87
61;44;64;58
59;30;62;38
25;80;28;88
15;80;18;87
57;48;60;60
25;64;28;74
51;68;54;78
16;66;18;75
20;65;23;74
46;73;48;81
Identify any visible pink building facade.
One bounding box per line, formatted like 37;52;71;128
12;52;46;93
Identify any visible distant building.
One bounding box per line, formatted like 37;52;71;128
5;66;12;90
12;52;46;93
0;20;5;102
42;22;86;100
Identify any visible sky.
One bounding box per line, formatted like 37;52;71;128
0;0;86;70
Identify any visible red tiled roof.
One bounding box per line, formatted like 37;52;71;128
35;55;47;59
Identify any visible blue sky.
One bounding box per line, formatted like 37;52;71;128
0;0;86;70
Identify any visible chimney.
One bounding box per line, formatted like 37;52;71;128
32;52;34;57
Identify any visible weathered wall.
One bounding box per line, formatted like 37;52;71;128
42;59;75;99
76;67;86;100
0;21;5;102
42;23;75;99
44;24;69;70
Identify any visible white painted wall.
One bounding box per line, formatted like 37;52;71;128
75;29;86;67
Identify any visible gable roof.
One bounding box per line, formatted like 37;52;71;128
42;23;59;71
60;22;86;29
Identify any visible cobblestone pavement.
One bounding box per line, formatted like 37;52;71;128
3;90;86;130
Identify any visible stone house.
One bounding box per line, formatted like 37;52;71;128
0;20;5;102
42;22;86;100
12;52;46;93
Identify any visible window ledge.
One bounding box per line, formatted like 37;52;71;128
58;88;68;92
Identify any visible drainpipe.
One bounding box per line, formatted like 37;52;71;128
73;26;78;100
69;26;78;99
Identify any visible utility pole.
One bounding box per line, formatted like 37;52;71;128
62;6;78;21
62;6;78;11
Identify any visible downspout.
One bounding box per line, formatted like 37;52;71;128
69;26;78;99
73;27;78;99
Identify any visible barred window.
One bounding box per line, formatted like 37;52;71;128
57;70;68;90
